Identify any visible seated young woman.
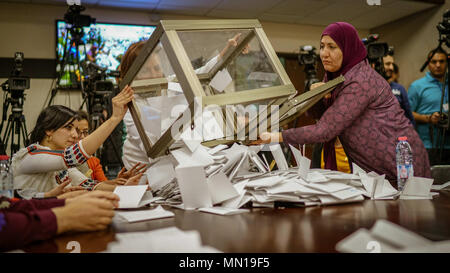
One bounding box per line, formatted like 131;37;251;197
11;85;143;199
75;110;147;185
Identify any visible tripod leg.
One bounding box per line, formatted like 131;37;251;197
20;116;29;147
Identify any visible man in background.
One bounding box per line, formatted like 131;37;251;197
408;47;450;165
383;53;415;125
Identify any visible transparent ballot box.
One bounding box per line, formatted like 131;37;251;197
120;20;343;158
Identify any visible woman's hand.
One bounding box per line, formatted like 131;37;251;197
44;179;84;198
117;162;148;180
110;85;134;122
251;132;283;145
52;191;120;234
124;173;144;186
310;82;332;99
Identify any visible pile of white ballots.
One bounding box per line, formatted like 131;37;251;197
139;139;435;213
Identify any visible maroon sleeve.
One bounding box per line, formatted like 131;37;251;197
8;198;65;212
0;209;58;251
282;80;371;145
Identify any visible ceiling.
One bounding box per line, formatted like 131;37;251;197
1;0;443;29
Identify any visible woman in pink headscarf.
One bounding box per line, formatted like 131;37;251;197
259;22;431;186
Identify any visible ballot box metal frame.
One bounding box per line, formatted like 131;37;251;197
119;19;343;158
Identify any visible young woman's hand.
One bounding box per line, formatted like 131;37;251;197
117;162;147;180
111;85;134;122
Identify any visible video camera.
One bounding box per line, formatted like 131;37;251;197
437;9;450;47
362;34;393;77
1;52;30;97
298;45;320;91
64;4;95;28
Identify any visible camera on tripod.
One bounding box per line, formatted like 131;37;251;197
362;34;393;76
1;52;30;96
298;45;320;91
64;4;96;28
437;10;450;47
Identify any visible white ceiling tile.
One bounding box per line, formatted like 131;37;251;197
214;0;281;13
98;0;157;10
158;0;222;9
207;9;260;19
155;4;210;16
268;0;331;16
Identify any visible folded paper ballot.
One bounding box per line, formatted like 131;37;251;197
198;207;249;215
114;185;153;209
400;176;434;199
175;165;212;209
335;219;449;253
104;227;221;253
116;205;175;223
269;144;289;171
207;171;239;204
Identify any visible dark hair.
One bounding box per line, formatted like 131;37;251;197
120;40;146;80
427;47;448;59
393;62;399;74
76;110;89;121
29;105;77;144
76;110;90;130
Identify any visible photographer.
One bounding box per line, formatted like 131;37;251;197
408;47;450;165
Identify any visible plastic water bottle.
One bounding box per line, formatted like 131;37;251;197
396;136;414;191
0;155;14;198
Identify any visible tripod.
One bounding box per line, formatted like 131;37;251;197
0;92;29;156
47;26;87;106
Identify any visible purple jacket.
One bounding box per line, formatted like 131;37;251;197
282;60;431;183
0;197;65;251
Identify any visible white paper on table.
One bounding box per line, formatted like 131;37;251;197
431;181;450;191
289;144;311;179
198;207;249;215
265;180;307;194
352;162;367;177
222;150;244;175
229;151;248;180
205;164;224;177
175;165;212;209
249;153;268;173
306;181;352;193
105;227;221;253
182;138;201;153
221;180;249;209
172;146;214;167
400;176;434;199
114;185;149;209
318;194;364;205
306;171;329;183
209;68;232;92
269;144;289;171
246;176;284;189
208;144;228;155
116;205;175;223
207;171;239;205
146;156;176;191
325;173;359;180
331;187;366;200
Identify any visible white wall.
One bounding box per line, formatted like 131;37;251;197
0;2;370;149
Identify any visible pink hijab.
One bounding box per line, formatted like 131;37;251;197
321;22;367;171
322;22;367;82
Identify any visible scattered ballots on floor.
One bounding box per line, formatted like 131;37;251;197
133;139;436;213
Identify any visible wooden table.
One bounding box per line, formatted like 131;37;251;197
24;191;450;253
